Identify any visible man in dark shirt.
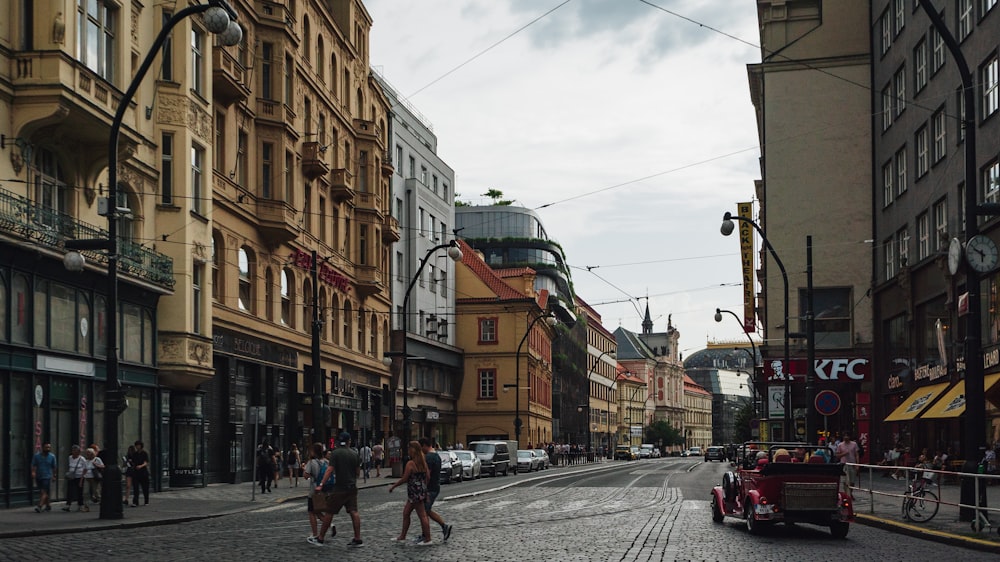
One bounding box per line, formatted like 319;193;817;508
310;432;364;548
420;437;454;541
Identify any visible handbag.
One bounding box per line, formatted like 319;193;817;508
311;491;331;512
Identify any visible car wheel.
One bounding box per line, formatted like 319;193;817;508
830;522;849;539
744;501;762;535
711;495;725;523
457;472;463;483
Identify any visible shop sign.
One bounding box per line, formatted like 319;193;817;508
764;358;870;382
213;327;298;367
914;363;948;381
291;250;351;292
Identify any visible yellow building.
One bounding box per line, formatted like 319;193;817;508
617;370;647;448
683;375;713;450
577;297;618;454
454;240;556;448
0;0;396;493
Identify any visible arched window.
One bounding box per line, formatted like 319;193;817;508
343;300;352;348
281;268;293;326
302;278;311;335
302;16;310;57
330;52;338;96
265;268;274;322
357;307;365;354
316;36;324;80
212;230;224;301
238;246;254;312
356;89;363;118
330;294;340;344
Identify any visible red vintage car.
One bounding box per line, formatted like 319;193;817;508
709;441;854;538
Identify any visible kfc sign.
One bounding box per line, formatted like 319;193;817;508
764;358;870;382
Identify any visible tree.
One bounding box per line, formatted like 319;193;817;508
733;400;755;443
482;188;514;206
645;419;683;447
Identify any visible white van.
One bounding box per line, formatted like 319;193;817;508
639;444;655;459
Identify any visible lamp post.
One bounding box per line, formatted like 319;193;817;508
715;307;760;417
511;312;557;445
393;240;462;457
63;1;241;520
918;0;986;520
722;211;791;440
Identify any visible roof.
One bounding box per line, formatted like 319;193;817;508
684;375;712;396
456;239;529;302
614;327;656;360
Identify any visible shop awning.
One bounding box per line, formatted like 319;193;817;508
883;382;951;422
920;374;1000;419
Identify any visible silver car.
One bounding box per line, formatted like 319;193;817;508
437;450;463;483
516;450;538;472
533;449;550;469
453;450;481;479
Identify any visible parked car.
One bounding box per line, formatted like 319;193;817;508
630;446;641;460
705;446;726;462
688;446;703;457
639;444;655;458
680;449;690;457
469;440;514;476
516;450;539;472
438;450;463;483
533;449;550;469
615;445;634;460
453;450;482;480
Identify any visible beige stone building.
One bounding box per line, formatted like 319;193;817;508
453;240;556;447
577;297;618;453
683;375;713;450
0;0;396;497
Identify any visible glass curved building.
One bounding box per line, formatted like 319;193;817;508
455;206;575;319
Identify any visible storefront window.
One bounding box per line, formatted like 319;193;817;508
122;303;141;363
50;282;75;352
12;273;30;344
34;280;47;347
175;424;201;472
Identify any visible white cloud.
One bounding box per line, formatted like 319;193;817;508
368;0;763;349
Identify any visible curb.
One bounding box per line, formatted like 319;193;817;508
855;513;1000;554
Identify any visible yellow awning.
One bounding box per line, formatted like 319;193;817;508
920;373;1000;419
883;382;951;422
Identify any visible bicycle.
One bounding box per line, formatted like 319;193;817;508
901;474;939;522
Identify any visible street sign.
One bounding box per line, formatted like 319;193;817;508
814;390;841;416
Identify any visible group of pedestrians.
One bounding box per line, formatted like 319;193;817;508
29;440;150;513
388;437;453;546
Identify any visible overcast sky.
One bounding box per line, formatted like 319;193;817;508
367;0;763;357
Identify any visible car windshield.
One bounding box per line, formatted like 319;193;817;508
517;451;532;458
454;451;474;461
473;443;495;454
437;452;451;461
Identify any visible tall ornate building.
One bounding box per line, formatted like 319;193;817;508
0;0;396;503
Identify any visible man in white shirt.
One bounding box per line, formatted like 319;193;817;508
835;434;860;497
359;443;373;480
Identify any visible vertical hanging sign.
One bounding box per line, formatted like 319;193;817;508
737;202;756;332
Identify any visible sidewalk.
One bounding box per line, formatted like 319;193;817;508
850;466;1000;553
0;473;390;540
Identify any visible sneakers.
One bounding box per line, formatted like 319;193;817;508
306;537;325;547
412;537;432;546
347;538;364;548
34;506;40;513
443;524;453;541
393;537;408;543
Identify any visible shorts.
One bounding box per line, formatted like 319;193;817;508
424;489;439;512
326;488;358;514
35;477;51;493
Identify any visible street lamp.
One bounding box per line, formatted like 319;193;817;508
715;308;760;418
512;312;557;445
721;211;792;440
63;1;241;521
392;240;462;455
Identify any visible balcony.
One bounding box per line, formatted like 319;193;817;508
353;119;382;142
380;151;394;177
354;191;383;220
256;198;301;244
354;264;384;300
382;215;400;243
255;98;296;135
301;141;329;180
330;168;356;204
0;186;174;289
212;48;252;106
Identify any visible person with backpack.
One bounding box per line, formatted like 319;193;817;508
304;443;331;544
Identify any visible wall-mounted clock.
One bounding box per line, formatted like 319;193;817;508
966;234;999;273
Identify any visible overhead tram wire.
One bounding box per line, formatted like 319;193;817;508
405;0;574;99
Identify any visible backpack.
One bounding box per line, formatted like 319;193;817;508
317;460;336;492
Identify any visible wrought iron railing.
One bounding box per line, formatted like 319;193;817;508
0;186;175;288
